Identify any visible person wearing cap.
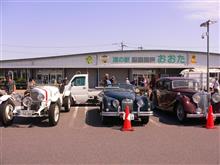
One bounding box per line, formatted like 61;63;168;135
4;75;16;94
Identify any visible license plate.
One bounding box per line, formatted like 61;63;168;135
20;110;34;116
130;114;134;120
123;113;134;120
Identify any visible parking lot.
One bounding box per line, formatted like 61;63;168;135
0;105;219;165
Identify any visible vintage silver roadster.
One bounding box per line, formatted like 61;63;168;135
0;85;71;126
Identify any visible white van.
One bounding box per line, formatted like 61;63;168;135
180;68;220;90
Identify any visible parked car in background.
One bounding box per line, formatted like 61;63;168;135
63;74;103;105
211;90;220;122
100;84;153;125
151;77;220;123
0;85;71;127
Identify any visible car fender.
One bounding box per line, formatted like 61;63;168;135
63;90;71;97
50;93;60;102
138;96;150;111
175;95;196;113
70;93;76;102
0;95;12;104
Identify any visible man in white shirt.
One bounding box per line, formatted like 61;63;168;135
213;78;220;92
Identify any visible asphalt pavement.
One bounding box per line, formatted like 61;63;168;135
0;106;220;165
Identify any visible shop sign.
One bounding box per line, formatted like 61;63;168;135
111;54;186;64
86;56;93;64
112;57;130;63
190;54;197;64
100;55;109;64
157;54;186;64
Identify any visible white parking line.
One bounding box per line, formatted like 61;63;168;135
84;106;88;115
150;118;161;127
83;106;88;128
68;106;79;127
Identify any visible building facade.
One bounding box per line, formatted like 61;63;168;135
1;50;220;88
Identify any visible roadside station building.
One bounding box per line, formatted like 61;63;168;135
0;50;220;88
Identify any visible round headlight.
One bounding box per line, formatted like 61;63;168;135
112;100;119;108
137;99;144;107
37;93;45;101
212;93;220;103
192;93;201;104
12;93;22;102
23;97;33;107
135;88;140;93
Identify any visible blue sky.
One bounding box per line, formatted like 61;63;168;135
1;0;219;60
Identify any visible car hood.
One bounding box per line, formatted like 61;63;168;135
104;90;136;101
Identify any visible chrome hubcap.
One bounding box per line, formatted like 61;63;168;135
5;104;14;120
68;97;71;109
54;105;60;122
177;105;184;120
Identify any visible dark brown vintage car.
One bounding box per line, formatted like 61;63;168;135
211;91;220;121
151;77;220;123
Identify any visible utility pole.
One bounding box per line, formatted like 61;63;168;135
138;46;143;50
120;41;126;51
200;20;217;93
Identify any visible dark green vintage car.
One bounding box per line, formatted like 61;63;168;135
100;84;153;125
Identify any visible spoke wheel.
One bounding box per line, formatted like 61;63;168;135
141;116;149;125
176;104;186;123
0;100;14;126
63;96;71;112
49;102;60;126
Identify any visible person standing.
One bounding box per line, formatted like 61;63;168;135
103;73;112;87
213;78;220;92
27;78;36;90
125;77;130;84
110;75;117;85
4;75;16;94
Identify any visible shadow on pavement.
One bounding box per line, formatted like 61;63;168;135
153;108;207;127
85;108;146;129
0;117;51;128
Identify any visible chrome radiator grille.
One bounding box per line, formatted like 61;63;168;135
197;93;209;113
30;91;39;102
121;99;133;112
30;91;41;110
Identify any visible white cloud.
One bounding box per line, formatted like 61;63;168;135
180;0;220;21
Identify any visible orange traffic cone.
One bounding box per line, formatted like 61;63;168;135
121;105;134;131
206;105;215;129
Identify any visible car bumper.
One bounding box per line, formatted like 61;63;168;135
13;106;46;117
101;111;153;117
186;113;220;118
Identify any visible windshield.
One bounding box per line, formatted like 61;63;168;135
104;83;135;92
172;79;199;90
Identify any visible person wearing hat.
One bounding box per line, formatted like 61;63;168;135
4;74;16;94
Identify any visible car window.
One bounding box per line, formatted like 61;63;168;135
104;83;134;92
71;77;85;86
156;80;164;90
172;79;199;90
164;81;171;90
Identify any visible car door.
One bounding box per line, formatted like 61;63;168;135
154;79;164;107
161;80;174;111
70;76;89;104
157;80;168;109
